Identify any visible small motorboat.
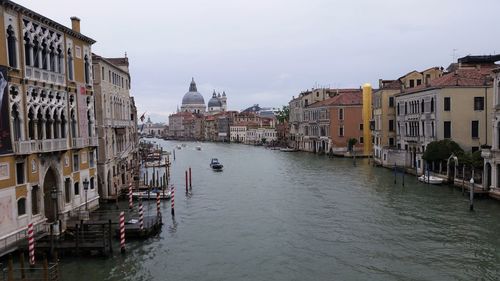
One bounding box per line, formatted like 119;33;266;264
176;145;182;149
196;146;202;151
132;190;171;200
418;175;444;185
210;158;223;171
181;143;187;147
280;147;298;152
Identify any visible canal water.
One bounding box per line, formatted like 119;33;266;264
60;139;500;280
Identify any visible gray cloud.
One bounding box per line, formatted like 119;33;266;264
16;0;500;122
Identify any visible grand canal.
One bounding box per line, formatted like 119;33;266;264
60;139;500;280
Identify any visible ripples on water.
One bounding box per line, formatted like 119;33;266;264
60;140;500;281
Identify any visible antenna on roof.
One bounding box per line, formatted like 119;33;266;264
452;48;458;62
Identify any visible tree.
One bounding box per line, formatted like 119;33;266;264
347;138;358;152
422;139;463;163
276;105;290;124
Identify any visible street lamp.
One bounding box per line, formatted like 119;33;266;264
83;178;89;211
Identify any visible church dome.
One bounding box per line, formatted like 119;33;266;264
208;91;222;107
182;78;205;105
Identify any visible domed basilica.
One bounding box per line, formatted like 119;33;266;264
180;78;227;115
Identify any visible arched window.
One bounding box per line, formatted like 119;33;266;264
421;99;424;113
45;110;52;139
36;108;43;140
49;43;56;72
53;112;59;139
28;108;35;140
430;98;434;112
70;109;77;138
7;25;17;68
23;32;31;66
84;55;90;84
11;103;21;141
33;36;40;68
404;102;408;115
87;110;92;137
397;103;400;115
67;48;73;80
61;112;66;138
57;47;64;74
31;185;39;214
17;197;26;216
41;40;48;70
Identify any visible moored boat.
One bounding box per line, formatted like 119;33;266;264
196;146;202;151
280;147;298;152
418;175;444;185
132;190;171;200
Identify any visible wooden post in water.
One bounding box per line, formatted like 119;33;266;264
108;220;113;253
20;251;26;280
173;149;176;160
185;170;188;194
402;169;405;187
393;163;397;184
42;254;48;281
28;222;35;266
189;167;192;189
7;254;13;281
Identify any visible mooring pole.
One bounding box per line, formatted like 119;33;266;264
185;170;188;194
171;186;175;216
189;167;192;189
119;212;126;253
470;170;475;211
393;163;397;184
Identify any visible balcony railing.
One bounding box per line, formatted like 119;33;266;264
72;137;87;148
89;136;98;147
14;139;70;154
25;66;65;86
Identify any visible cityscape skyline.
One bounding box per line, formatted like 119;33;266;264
15;0;500;122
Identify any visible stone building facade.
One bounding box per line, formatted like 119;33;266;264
92;54;138;201
0;2;98;248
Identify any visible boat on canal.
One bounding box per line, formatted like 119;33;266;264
196;145;202;151
280;147;298;152
176;145;182;149
418;174;444;185
210;158;223;171
132;190;171;200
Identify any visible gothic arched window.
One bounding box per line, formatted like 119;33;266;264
33;36;40;68
7;25;17;68
23;32;31;66
67;48;74;80
84;55;90;84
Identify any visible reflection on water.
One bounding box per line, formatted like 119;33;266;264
60;139;500;281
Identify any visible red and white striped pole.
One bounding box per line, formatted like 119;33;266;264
119;211;126;253
28;222;35;266
139;202;144;230
128;183;133;211
171;186;175;216
156;191;161;217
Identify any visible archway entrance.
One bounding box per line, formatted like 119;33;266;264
43;168;58;222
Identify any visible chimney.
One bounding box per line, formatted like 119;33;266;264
70;16;81;33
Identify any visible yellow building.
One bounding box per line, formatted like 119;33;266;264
371;80;400;165
0;1;97;251
395;57;496;174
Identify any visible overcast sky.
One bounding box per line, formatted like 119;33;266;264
16;0;500;122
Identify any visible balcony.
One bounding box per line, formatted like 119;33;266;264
72;137;87;149
14;140;38;154
89;136;98;147
14;139;70;154
25;66;65;86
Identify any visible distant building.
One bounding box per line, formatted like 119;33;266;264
92;53;139;201
143;117;166;137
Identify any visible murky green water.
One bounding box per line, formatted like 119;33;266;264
59;139;500;280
